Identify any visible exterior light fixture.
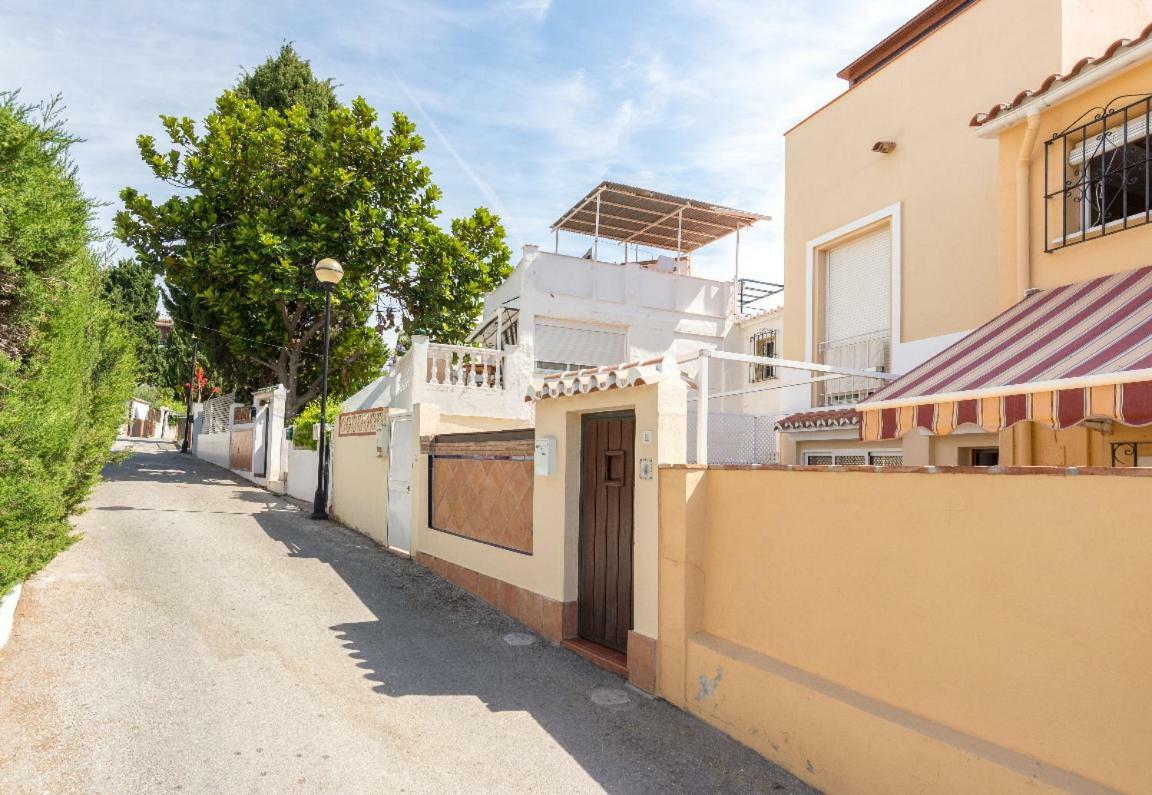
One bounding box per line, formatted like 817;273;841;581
872;141;897;154
311;258;343;519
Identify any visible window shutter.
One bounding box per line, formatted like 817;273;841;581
534;320;627;367
1068;113;1151;166
824;227;890;343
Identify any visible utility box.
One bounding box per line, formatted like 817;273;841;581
534;436;556;476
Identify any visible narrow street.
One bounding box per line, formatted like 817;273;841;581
0;441;811;794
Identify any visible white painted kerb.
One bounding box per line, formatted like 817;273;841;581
0;583;22;651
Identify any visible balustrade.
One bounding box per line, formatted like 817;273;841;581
424;344;505;390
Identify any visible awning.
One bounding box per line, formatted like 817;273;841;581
550;182;770;253
859;266;1152;441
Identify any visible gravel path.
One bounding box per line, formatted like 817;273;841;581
0;440;814;794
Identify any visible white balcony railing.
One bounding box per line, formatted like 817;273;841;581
817;331;891;407
424;342;505;389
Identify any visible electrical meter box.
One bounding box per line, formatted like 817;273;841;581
534;436;556;476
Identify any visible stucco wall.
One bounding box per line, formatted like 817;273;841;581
996;55;1152;308
783;0;1069;364
330;425;389;546
660;465;1152;793
284;443;319;503
195;431;230;470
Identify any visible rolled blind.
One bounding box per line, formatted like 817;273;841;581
824;226;890;342
1068;113;1151;166
534;320;627;367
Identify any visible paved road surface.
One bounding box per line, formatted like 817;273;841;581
0;440;814;794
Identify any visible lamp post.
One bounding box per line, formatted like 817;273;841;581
311;258;344;520
180;333;199;454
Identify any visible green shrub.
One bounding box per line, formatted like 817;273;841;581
0;95;137;596
291;398;339;451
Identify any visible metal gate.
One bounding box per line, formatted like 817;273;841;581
386;413;414;555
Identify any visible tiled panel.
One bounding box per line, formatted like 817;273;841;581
431;458;533;553
414;553;575;643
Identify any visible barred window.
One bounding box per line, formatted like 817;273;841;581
1045;95;1152;252
749;329;777;382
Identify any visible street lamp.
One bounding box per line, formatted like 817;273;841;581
180;333;199;454
311;257;344;519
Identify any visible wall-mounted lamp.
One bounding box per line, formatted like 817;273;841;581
872;141;897;154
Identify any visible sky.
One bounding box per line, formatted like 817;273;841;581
0;0;929;284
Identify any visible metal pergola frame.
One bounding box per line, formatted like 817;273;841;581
683;349;901;465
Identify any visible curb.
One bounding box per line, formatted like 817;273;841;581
0;583;22;652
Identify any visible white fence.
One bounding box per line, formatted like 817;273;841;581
284;441;320;503
687;410;784;465
195;392;235;469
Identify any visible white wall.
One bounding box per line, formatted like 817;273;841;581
196;432;230;469
285;443;320;503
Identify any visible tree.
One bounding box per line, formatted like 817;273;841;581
0;94;136;594
117;49;511;417
101;258;162;384
236;44;338;136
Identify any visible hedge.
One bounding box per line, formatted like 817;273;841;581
0;95;137;596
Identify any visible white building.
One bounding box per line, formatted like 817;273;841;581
344;182;802;462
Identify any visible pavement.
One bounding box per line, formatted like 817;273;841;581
0;440;815;794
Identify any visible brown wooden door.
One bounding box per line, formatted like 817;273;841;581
579;411;635;653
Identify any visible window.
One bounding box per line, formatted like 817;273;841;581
749;329;776;382
964;447;1000;467
817;226;891;405
803;450;902;466
534;319;626;372
1046;95;1152;251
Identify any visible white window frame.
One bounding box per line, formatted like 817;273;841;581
804;202;901;364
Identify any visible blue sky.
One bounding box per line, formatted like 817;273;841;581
1;0;927;283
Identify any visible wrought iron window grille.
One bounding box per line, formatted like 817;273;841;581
1111;440;1151;467
749;328;777;382
1044;93;1152;253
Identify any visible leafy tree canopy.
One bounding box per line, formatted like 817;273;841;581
117;48;511;417
236;44;338;136
101;258;162;383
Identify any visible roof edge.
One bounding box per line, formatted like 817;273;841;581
971;21;1152;131
838;0;979;87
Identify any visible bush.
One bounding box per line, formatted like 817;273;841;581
0;95;137;596
291;398;339;451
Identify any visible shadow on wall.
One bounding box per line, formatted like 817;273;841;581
98;446;812;794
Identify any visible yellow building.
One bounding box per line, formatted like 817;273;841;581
777;0;1152;467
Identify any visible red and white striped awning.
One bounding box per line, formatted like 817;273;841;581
859;266;1152;441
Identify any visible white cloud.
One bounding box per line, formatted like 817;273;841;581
0;0;930;282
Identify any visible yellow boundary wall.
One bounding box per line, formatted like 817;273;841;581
659;466;1151;794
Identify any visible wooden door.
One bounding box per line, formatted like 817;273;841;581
579;412;635;653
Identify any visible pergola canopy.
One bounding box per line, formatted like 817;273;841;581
550;181;770;254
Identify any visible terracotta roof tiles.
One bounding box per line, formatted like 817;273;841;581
970;22;1152;127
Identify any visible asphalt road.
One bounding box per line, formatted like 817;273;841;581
0;440;814;794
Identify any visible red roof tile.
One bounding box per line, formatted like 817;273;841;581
775;407;860;431
970;22;1152;127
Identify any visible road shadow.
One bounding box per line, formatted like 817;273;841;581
105;444;814;794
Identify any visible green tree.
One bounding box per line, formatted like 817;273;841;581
117;49;511;418
102;257;162;383
0;94;136;595
236;44;338;136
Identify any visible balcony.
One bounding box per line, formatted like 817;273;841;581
816;331;891;407
349;336;531;420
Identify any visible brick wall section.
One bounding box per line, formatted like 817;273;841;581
415;552;577;643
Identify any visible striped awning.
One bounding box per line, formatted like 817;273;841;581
859;266;1152;441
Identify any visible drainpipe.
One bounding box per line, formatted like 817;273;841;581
1015;112;1042;299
